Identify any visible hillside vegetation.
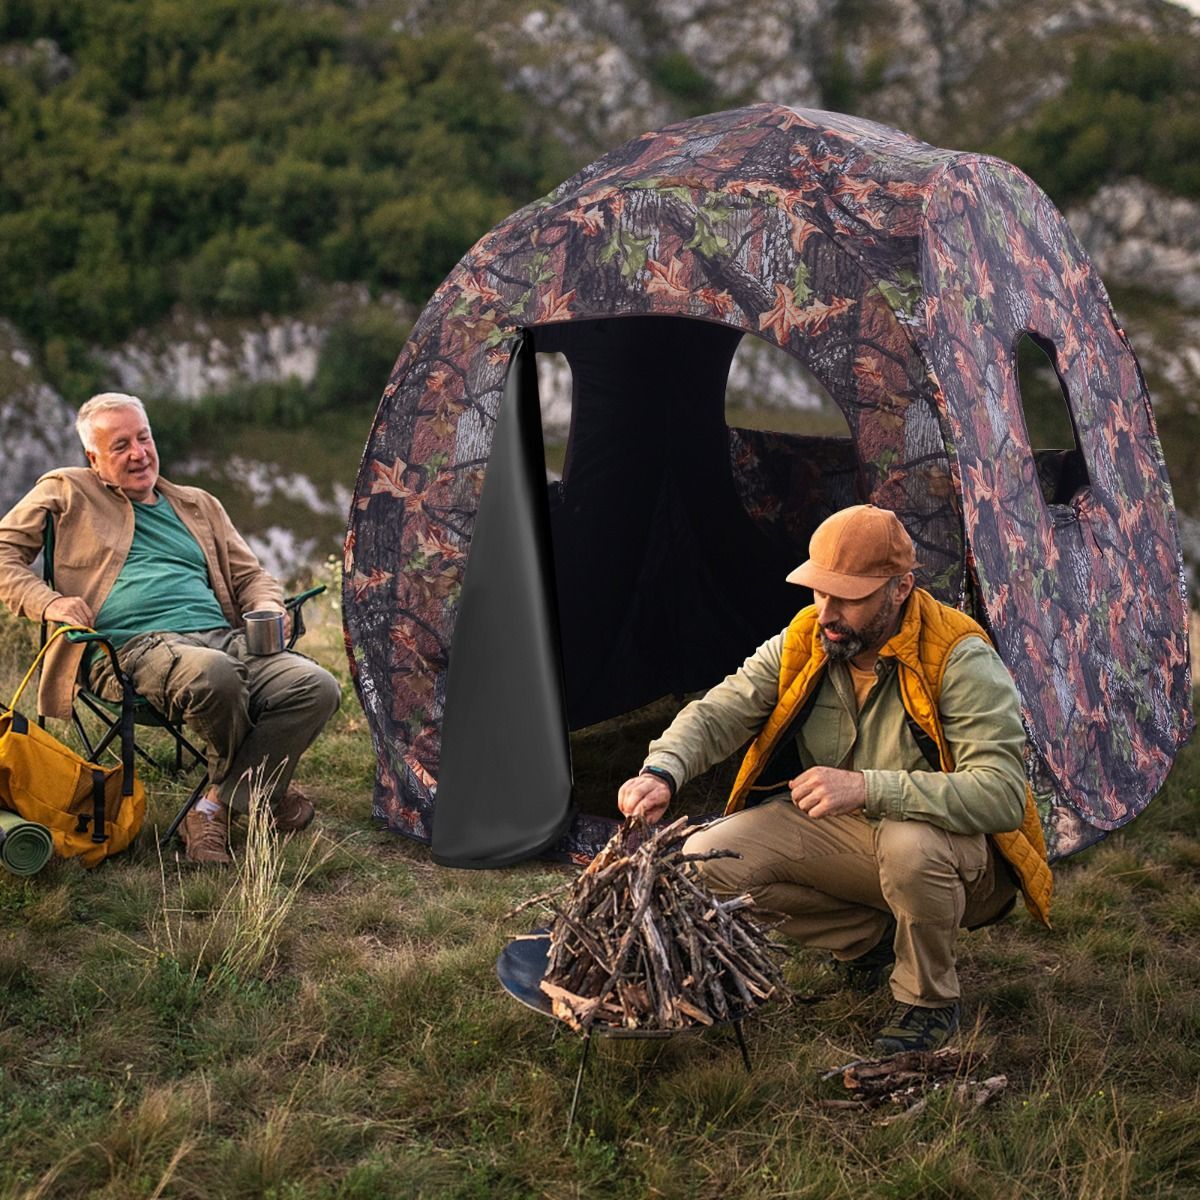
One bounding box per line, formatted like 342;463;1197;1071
995;39;1200;203
2;2;1199;380
0;0;574;364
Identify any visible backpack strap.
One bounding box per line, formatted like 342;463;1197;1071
904;710;943;771
90;768;107;843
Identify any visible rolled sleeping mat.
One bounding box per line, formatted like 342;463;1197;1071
0;809;54;876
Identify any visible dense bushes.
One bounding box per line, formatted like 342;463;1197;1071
0;0;574;351
997;40;1200;204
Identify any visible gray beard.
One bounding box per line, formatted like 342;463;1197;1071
819;595;901;665
819;629;866;662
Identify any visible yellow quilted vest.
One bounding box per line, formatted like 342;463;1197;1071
726;588;1052;926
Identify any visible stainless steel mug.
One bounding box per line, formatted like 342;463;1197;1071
243;609;285;655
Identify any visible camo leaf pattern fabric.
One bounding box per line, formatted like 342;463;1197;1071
343;103;1192;866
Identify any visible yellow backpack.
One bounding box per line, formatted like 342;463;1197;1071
0;627;146;867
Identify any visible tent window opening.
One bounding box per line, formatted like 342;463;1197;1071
724;334;850;439
537;351;573;481
1015;331;1091;506
533;315;807;733
724;334;860;592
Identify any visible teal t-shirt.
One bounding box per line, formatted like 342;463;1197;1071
95;493;230;648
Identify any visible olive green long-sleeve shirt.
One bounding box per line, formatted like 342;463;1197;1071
642;630;1028;836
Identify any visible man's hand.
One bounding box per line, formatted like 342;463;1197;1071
43;595;95;627
789;766;867;819
617;774;672;825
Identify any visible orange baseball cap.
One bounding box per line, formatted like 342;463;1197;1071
786;505;917;599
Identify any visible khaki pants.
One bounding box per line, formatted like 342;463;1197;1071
90;629;341;812
683;797;1016;1006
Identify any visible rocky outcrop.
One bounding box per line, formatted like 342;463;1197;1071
1068;180;1200;310
483;8;670;155
98;314;327;403
463;0;1200;157
0;322;82;514
87;286;410;405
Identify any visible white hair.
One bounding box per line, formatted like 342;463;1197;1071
76;392;149;454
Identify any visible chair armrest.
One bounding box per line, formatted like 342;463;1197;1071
63;628;119;658
285;585;326;610
284;585;326;649
62;630;135;704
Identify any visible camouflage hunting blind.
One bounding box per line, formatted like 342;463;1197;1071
344;104;1193;868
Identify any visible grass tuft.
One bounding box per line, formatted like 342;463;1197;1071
145;762;343;1003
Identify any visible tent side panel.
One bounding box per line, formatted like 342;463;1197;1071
343;275;520;840
920;156;1193;849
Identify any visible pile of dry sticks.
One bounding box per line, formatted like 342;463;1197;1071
821;1048;1008;1121
511;816;789;1032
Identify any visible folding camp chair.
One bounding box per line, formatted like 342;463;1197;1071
40;515;325;847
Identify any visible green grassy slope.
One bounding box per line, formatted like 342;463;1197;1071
0;597;1197;1199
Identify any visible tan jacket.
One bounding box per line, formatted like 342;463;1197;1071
644;600;1029;837
0;467;283;718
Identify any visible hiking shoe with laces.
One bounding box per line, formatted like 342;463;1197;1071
872;1001;960;1054
271;786;315;833
830;915;897;993
180;805;232;865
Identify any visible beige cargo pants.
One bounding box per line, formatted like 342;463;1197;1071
683;797;1017;1005
90;629;341;812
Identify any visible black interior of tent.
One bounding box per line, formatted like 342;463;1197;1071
535;316;838;730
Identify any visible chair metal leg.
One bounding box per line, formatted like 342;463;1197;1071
159;774;211;847
71;710;100;761
78;691;205;776
86;713;159;772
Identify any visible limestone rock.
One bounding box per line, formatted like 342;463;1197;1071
0;321;82;514
98;314;327;404
1068;180;1200;309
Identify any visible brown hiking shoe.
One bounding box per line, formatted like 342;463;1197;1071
179;805;232;865
271;786;316;832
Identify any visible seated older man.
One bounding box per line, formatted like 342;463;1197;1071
0;392;340;864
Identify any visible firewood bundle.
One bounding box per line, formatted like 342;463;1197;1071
515;816;789;1033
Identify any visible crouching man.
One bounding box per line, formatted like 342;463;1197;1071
0;392;341;865
617;505;1051;1054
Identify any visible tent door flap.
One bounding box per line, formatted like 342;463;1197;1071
430;333;574;867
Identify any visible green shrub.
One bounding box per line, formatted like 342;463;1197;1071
363;188;509;299
312;307;408;411
651;52;716;110
180;227;306;316
997;40;1200;204
0;4;576;351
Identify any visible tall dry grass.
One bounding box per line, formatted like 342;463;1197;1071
149;761;343;996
